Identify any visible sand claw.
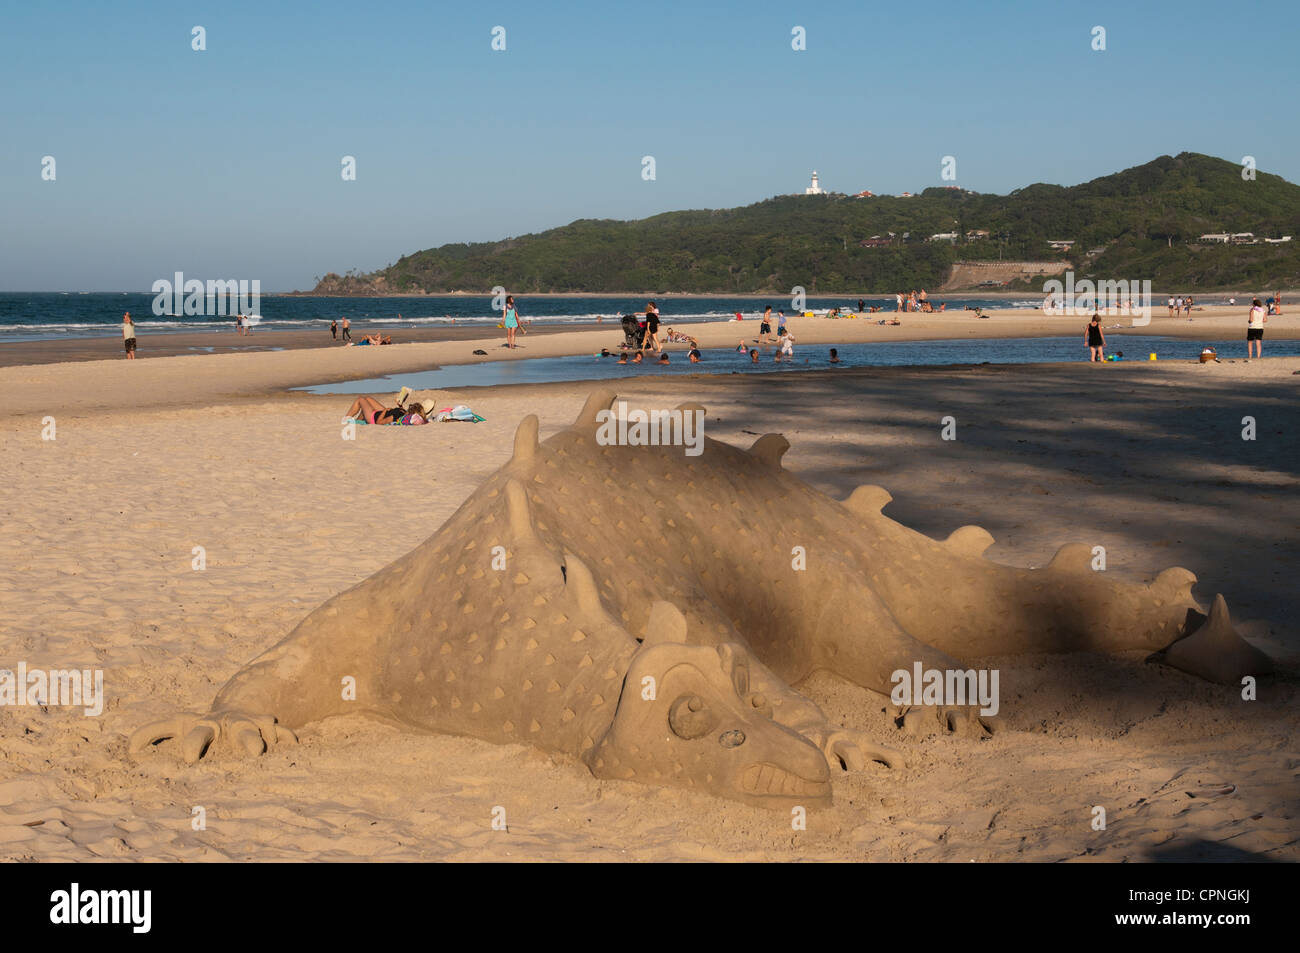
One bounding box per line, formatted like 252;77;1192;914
129;710;290;761
823;729;905;771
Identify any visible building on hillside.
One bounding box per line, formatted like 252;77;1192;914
859;236;891;247
1199;233;1231;243
1263;235;1294;243
899;191;915;198
1047;240;1075;251
852;190;874;198
929;232;959;243
804;171;825;195
1230;232;1257;244
966;229;989;240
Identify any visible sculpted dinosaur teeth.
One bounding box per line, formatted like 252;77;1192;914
741;763;830;798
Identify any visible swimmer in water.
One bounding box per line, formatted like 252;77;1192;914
829;348;840;364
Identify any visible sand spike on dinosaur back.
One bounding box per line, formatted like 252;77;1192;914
643;601;688;645
504;479;538;541
749;434;789;468
574;388;619;435
1046;542;1094;572
944;525;995;557
512;414;539;465
563;551;605;616
843;484;893;516
1152;566;1197;598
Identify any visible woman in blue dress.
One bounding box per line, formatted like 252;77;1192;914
503;295;520;349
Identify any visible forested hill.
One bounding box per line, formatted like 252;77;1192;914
307;153;1300;295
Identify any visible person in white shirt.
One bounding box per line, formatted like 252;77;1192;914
1167;296;1175;316
122;312;137;360
1246;298;1266;359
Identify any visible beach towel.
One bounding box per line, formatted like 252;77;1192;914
434;405;486;423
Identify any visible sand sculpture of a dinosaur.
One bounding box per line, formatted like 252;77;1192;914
131;390;1271;809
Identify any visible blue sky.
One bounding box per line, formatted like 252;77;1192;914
1;0;1295;290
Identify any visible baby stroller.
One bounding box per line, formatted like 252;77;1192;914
619;313;642;349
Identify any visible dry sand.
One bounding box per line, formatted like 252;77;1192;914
1;324;1296;862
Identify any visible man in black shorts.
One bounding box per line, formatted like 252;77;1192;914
760;305;774;343
1247;298;1266;358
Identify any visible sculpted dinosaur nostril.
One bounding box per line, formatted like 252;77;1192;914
719;729;746;748
669;695;714;739
750;693;766;708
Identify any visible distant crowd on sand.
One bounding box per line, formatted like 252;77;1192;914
892;289;946;314
329;316;393;346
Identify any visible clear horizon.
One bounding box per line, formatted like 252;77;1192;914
2;0;1296;292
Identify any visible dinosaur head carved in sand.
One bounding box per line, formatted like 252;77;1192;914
588;604;831;809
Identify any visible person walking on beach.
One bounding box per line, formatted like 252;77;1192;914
1085;313;1106;362
1167;295;1175;317
341;317;351;342
643;301;661;351
1247;297;1266;359
1275;291;1283;315
760;305;774;343
1184;295;1193;317
777;310;787;338
330;319;338;340
122;312;137;360
895;292;903;313
503;295;520;349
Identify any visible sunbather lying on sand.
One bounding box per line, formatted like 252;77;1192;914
348;334;392;347
344;395;420;425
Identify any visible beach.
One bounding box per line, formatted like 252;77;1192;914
1;317;1296;862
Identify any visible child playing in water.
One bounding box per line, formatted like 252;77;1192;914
829;348;840;364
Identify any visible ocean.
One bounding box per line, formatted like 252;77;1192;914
0;293;1047;343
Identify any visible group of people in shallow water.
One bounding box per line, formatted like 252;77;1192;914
587;301;857;368
1086;296;1274;362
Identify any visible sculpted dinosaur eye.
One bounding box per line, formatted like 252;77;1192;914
719;729;746;748
668;694;715;740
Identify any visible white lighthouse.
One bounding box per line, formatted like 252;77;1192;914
804;171;824;195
